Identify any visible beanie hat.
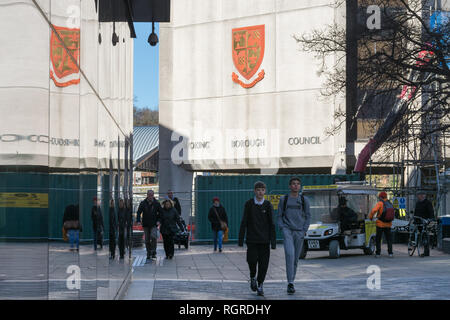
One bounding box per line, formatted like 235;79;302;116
378;192;387;199
212;197;220;203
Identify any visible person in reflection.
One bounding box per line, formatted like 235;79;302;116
91;197;104;250
109;199;117;259
126;198;133;256
118;199;128;259
63;204;81;252
160;199;184;259
137;190;163;260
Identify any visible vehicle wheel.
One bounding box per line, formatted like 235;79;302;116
364;237;375;255
329;240;340;259
299;243;307;259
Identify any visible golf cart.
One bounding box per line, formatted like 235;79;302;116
301;182;379;259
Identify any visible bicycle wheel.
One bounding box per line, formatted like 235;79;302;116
417;233;424;257
420;233;430;257
408;232;418;256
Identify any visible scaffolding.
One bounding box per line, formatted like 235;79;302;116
366;119;450;216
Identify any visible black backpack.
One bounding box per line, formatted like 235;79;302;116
282;193;305;218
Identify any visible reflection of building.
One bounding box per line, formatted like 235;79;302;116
0;1;133;299
133;126;159;176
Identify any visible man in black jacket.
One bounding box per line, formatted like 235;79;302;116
137;190;163;260
238;181;276;297
414;191;435;220
167;190;182;216
91;197;104;250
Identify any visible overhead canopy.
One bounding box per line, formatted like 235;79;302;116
133;126;159;171
97;0;170;22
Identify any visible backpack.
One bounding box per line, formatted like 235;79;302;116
282;193;305;218
379;200;395;222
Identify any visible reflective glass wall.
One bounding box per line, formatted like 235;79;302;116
0;0;133;300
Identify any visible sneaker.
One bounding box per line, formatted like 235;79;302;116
257;284;264;296
388;254;393;258
250;278;257;292
152;254;157;260
287;283;295;295
219;248;222;253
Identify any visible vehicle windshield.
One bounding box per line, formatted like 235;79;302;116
304;190;378;223
342;194;378;217
304;191;338;224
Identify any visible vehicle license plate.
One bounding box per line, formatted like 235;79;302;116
308;240;320;249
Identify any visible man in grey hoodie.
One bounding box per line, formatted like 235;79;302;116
278;177;311;295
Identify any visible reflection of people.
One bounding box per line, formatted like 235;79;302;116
63;204;81;251
109;199;117;259
167;190;182;216
160;199;184;259
414;191;434;220
137;190;163;260
126;198;133;255
208;197;228;252
369;192;394;258
277;177;311;295
91;197;104;250
118;199;127;259
238;181;276;297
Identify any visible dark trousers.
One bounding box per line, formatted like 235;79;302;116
376;226;393;255
118;230;125;258
246;243;270;285
109;231;116;257
162;233;175;257
93;229;103;250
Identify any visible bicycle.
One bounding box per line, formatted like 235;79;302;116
407;216;435;257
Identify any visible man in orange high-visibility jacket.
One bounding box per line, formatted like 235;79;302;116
369;192;394;258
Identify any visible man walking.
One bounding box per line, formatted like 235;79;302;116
91;197;104;250
277;177;310;295
414;191;435;220
167;189;182;216
369;192;394;258
137;190;163;260
239;181;276;297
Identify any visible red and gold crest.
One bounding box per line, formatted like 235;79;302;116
50;25;80;87
232;25;265;88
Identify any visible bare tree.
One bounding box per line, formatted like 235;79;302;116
294;0;449;167
133;96;159;126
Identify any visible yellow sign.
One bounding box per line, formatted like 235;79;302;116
0;193;48;208
264;194;282;209
393;198;399;209
303;185;338;190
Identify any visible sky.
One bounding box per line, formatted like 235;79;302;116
133;22;159;111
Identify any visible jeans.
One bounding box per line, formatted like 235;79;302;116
68;230;79;249
375;226;393;255
144;226;158;257
213;230;223;250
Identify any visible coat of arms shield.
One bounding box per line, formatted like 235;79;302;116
232;25;265;88
50;25;80;87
